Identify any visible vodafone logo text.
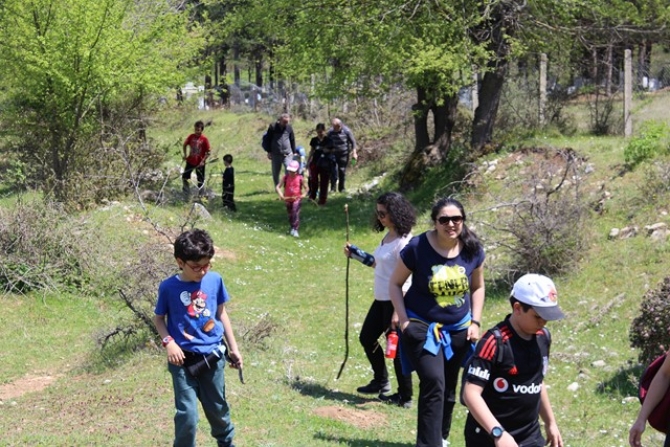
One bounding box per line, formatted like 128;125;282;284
512;383;542;394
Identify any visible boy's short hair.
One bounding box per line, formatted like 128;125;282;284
510;297;533;312
174;229;215;261
194;120;205;130
223;154;233;164
316;123;326;131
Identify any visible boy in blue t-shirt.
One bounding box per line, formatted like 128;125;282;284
154;229;243;447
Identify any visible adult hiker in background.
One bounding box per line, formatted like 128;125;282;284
327;118;357;193
262;113;296;187
182;120;211;197
344;192;416;408
629;353;670;447
307;123;333;205
462;273;564;447
389;197;485;447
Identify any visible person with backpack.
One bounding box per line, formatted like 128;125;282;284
389;197;485;447
327;118;357;193
629;353;670;447
461;273;565;447
262;113;296;187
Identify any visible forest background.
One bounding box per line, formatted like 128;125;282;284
2;0;670;446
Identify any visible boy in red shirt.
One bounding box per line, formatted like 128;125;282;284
182;120;211;197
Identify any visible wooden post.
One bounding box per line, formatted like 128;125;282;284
539;53;547;126
624;49;633;137
472;70;479;113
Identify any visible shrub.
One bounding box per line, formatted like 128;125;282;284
0;198;93;293
638;157;670;204
630;276;670;364
483;148;591;279
624;120;670;168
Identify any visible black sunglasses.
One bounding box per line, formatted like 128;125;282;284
437;215;464;225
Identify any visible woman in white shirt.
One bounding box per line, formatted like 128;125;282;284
344;192;416;407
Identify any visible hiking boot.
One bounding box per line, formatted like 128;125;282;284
356;380;391;394
378;392;412;409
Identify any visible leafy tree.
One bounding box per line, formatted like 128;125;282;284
0;0;203;205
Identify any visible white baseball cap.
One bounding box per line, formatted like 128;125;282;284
511;273;565;321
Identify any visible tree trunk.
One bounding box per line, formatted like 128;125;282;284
399;86;457;190
471;59;508;152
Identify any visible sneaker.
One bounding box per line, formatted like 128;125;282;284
292;230;299;238
442;440;450;447
357;380;391;394
378;393;412;409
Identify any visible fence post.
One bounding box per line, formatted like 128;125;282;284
539;53;547;126
624;49;633;137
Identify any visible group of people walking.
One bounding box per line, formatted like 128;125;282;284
347;194;566;447
172;117;665;447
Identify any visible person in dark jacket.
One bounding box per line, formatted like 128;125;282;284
327;118;357;193
262;113;296;187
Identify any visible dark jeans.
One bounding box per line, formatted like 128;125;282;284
359;300;413;400
182;163;205;194
333;151;349;192
222;187;236;211
308;162;331;205
402;321;470;447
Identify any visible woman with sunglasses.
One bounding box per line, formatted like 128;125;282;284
389;197;485;447
344;192;416;407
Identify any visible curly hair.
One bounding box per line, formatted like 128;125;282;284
373;192;416;236
174;229;215;261
430;197;482;261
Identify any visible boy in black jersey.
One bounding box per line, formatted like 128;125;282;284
462;274;565;447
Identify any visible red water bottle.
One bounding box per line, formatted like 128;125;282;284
385;330;399;359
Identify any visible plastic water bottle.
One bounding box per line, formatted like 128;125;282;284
385;331;398;359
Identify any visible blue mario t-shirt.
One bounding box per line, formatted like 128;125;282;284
154;271;229;355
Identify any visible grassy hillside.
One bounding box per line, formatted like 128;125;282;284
1;91;670;446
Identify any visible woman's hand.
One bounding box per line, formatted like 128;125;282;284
467;323;480;342
343;243;352;257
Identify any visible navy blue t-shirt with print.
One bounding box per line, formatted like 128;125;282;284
463;317;551;444
400;232;485;325
154;271;229;355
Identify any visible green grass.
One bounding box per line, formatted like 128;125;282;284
1;95;670;446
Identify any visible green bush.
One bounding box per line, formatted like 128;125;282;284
630;276;670;364
624;120;670;167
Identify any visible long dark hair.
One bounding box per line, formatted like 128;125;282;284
430;197;482;260
374;192;416;236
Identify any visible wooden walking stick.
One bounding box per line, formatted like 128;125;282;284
336;204;351;380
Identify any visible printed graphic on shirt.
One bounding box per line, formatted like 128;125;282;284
178;289;215;339
187;138;204;158
428;264;469;307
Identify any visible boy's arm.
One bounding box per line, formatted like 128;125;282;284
462;382;518;447
539;385;563;447
217;303;243;369
182;137;189;160
153;314;185;366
